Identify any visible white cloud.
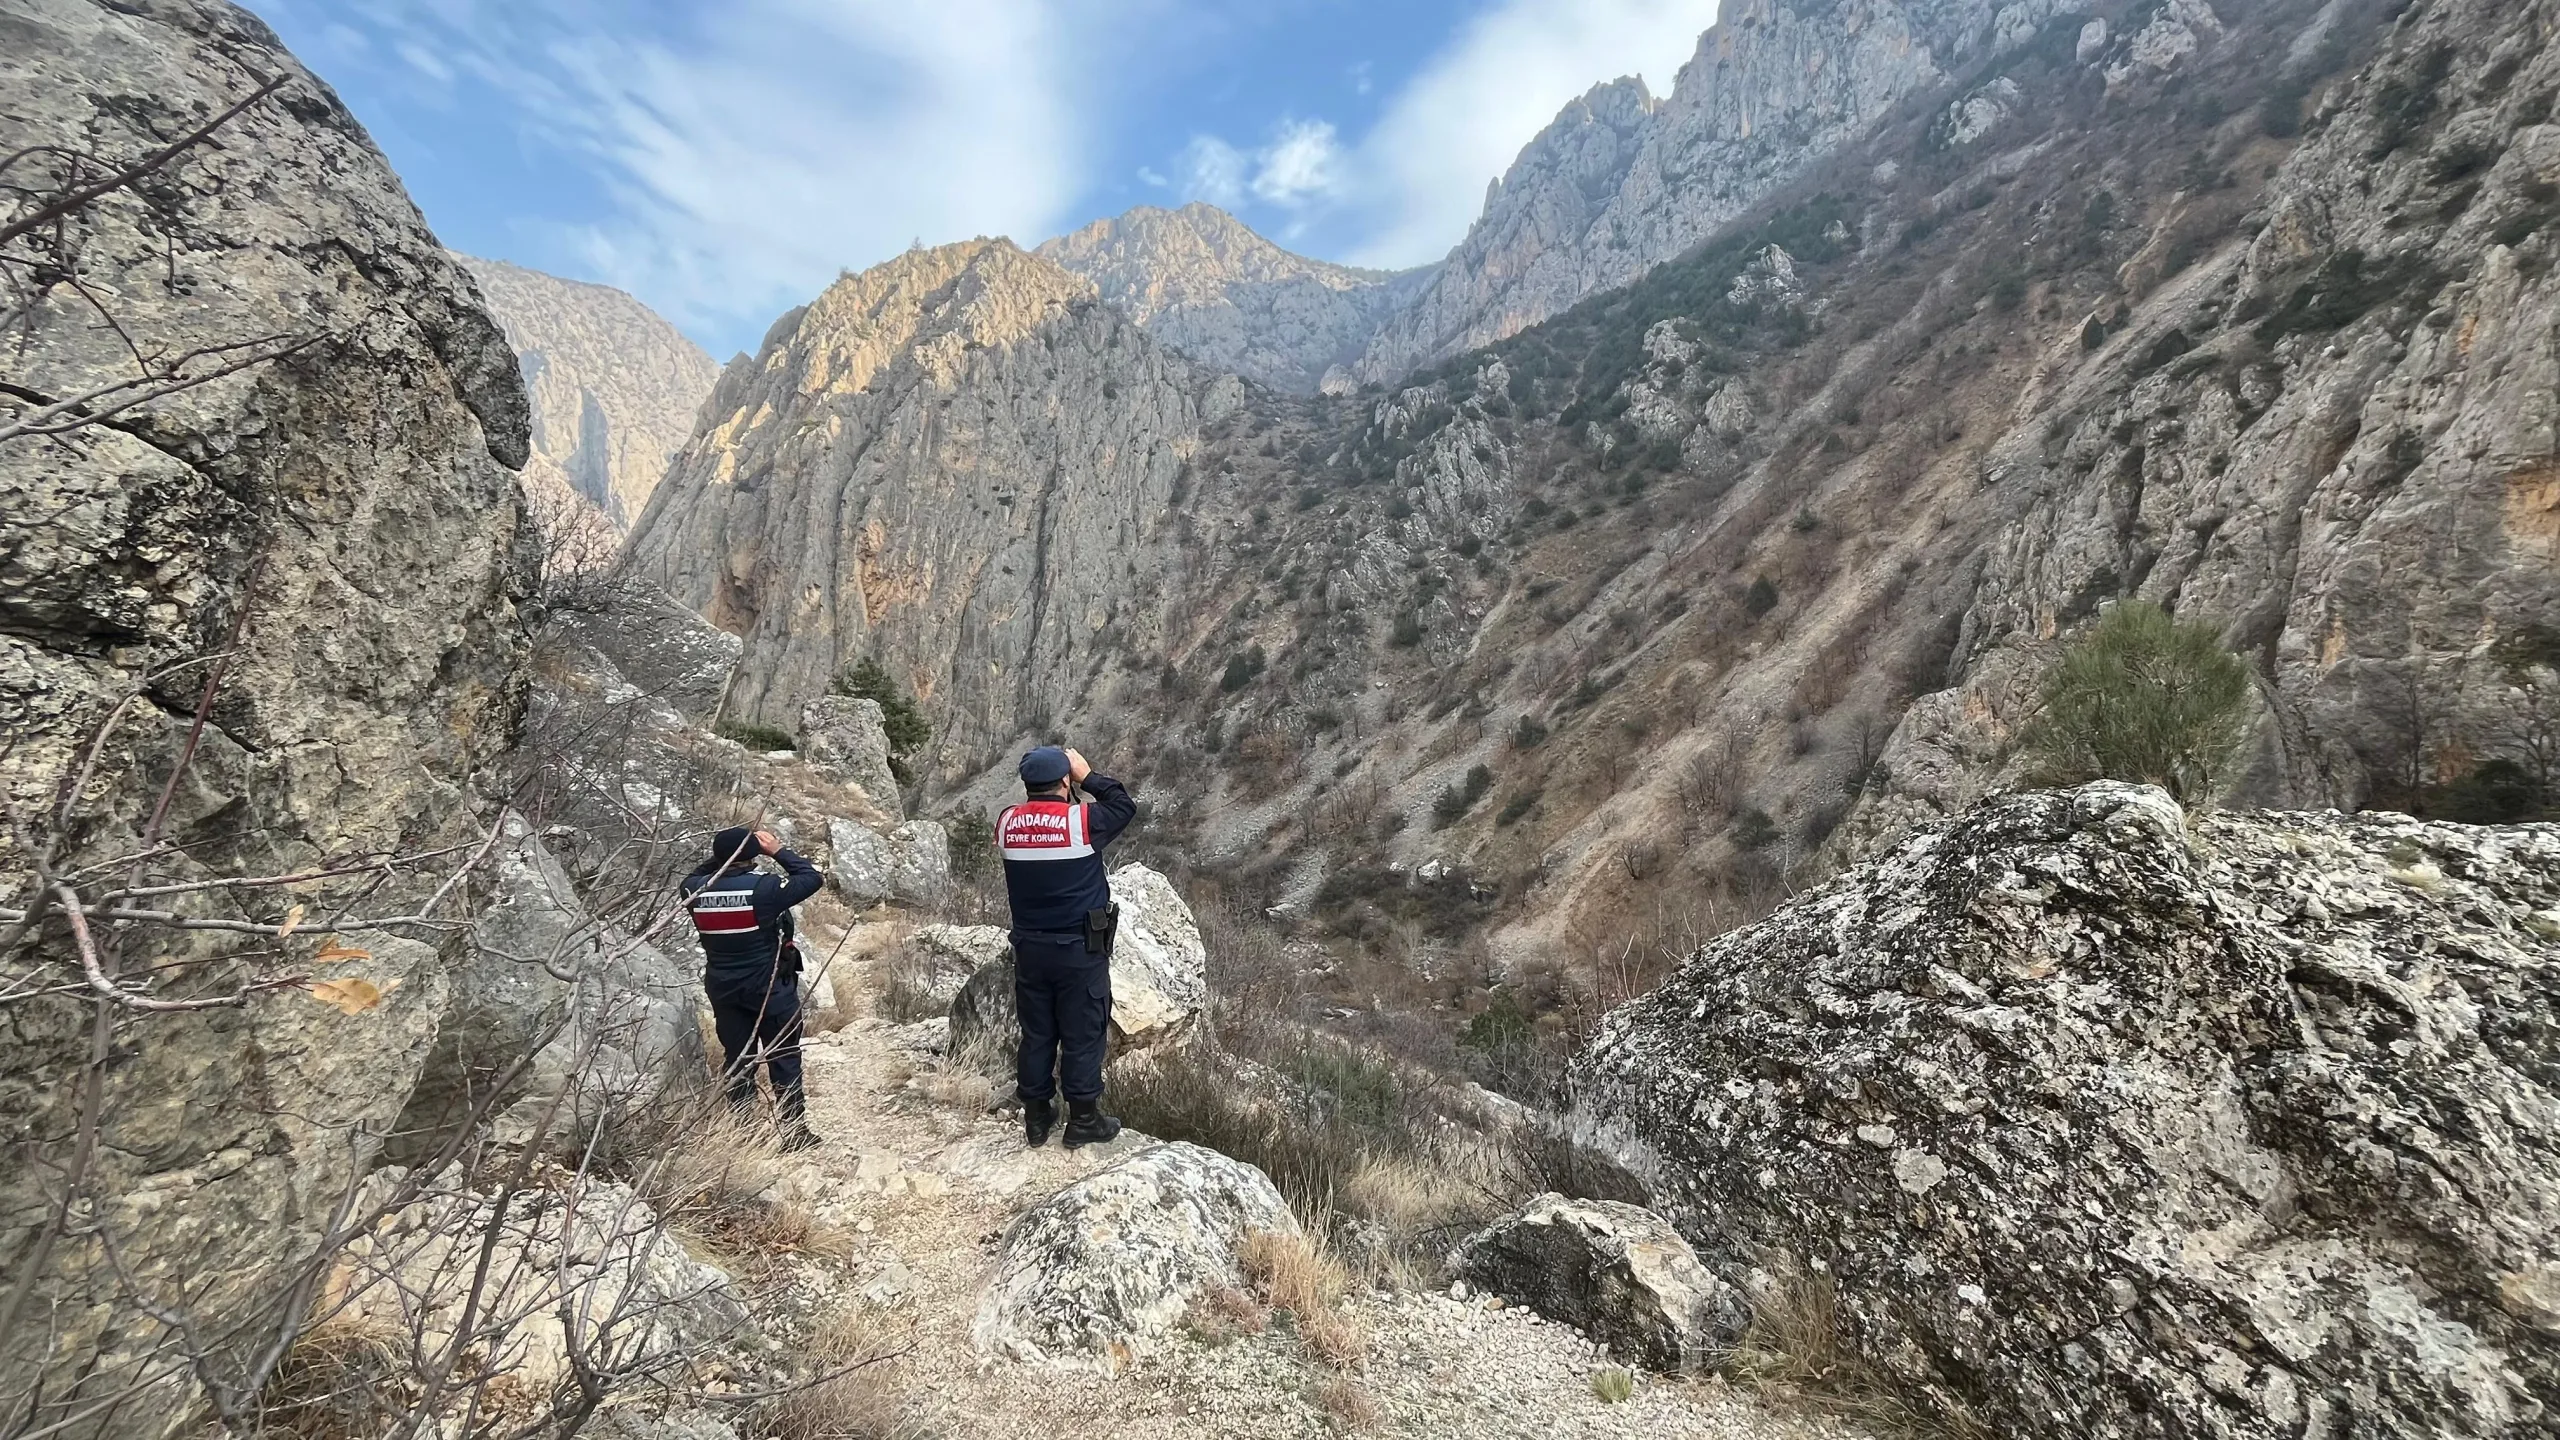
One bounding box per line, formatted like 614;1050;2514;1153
326;0;1088;350
1177;134;1249;208
1250;119;1343;207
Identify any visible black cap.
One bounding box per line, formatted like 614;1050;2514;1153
709;826;756;866
1019;746;1072;786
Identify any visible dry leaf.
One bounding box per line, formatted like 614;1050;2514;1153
306;977;400;1014
312;937;371;965
277;903;307;940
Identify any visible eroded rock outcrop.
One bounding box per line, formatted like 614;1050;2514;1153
1570;783;2560;1436
1038;202;1432;395
827;817;949;909
972;1141;1296;1372
799;695;902;819
1355;0;2071;381
1447;1193;1745;1373
0;2;535;1432
460;256;718;531
624;239;1233;767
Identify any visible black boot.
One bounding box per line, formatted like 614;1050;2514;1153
1023;1097;1058;1148
779;1122;823;1154
1063;1099;1121;1149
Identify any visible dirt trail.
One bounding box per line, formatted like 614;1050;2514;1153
762;925;1865;1440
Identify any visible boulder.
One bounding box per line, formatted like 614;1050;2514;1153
392;814;704;1160
798;695;903;819
945;863;1207;1075
549;579;740;725
892;924;1009;1017
972;1142;1296;1371
827;818;948;908
1446;1194;1745;1372
1569;783;2560;1437
321;1172;751;1412
0;6;535;1433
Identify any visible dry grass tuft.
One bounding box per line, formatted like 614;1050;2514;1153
635;1105;855;1271
759;1305;919;1440
1729;1264;1988;1440
1314;1372;1380;1432
875;949;953;1023
256;1312;414;1440
1183;1283;1272;1346
1242;1229;1368;1370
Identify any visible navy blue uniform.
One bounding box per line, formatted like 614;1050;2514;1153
998;774;1138;1103
682;847;824;1119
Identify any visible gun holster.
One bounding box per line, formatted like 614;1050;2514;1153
1084;905;1120;958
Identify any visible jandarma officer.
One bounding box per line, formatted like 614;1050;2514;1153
997;746;1138;1147
681;825;825;1152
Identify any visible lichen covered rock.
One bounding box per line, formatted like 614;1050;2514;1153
1447;1193;1745;1373
972;1142;1295;1371
1570;782;2560;1436
945;864;1207;1075
799;695;903;819
826;817;948;908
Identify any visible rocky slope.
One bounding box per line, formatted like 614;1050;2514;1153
1570;783;2560;1436
624;237;1236;759
629;0;2558;993
1037;202;1433;394
0;0;535;1432
1352;0;2090;382
460;255;719;532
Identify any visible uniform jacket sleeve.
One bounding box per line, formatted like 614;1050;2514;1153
757;848;825;923
1082;773;1138;851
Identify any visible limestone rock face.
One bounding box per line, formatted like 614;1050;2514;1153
1037;202;1432;395
1354;1;2065;382
0;2;534;1432
459;256;718;531
1447;1193;1746;1372
1570;784;2560;1436
973;1141;1298;1371
546;578;741;725
946;864;1207;1074
326;1172;750;1406
624;239;1224;767
393;814;704;1160
826;817;948;908
798;695;902;819
895;923;1011;1015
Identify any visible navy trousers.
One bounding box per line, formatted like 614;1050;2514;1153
1014;936;1112;1104
706;972;805;1121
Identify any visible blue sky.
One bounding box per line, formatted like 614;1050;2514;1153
246;0;1720;357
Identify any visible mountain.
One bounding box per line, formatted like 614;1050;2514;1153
458;256;719;532
1353;0;2085;382
1036;202;1433;394
630;0;2556;972
624;237;1228;757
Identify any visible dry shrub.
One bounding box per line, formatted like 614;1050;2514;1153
1241;1229;1367;1370
1730;1263;1985;1440
875;949;951;1023
635;1105;854;1269
1184;1284;1271;1345
759;1305;917;1440
257;1312;413;1440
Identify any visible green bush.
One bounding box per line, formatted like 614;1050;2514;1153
716;720;797;752
1510;715;1549;750
2024;601;2252;805
1432;764;1494;826
832;657;931;757
1390;611;1424;647
1219;646;1266;693
944;809;995;880
1744;576;1779;618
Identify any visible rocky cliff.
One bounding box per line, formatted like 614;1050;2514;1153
1037;202;1433;395
460;254;719;532
1570;783;2560;1436
629;0;2552;1025
0;0;536;1433
1354;0;2080;382
623;238;1236;761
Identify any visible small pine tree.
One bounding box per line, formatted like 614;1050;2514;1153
2024;600;2253;805
833;657;931;757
